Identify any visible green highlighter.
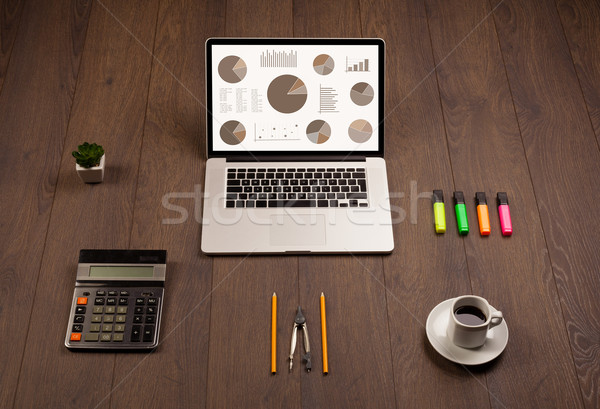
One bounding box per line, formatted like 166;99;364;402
453;191;469;235
433;190;446;233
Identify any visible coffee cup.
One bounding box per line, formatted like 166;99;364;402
446;295;503;348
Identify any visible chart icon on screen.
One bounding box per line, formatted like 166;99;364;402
350;82;374;106
348;119;373;143
218;56;247;83
267;75;308;114
306;120;331;144
220;121;246;145
313;54;335;75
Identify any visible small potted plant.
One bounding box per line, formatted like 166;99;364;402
72;142;105;183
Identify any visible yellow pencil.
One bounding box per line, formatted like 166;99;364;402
271;292;277;374
320;292;328;374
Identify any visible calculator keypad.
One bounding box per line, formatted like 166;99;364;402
65;287;163;350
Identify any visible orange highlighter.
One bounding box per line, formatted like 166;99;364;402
475;192;491;236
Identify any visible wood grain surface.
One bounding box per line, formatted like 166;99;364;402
0;0;91;407
557;0;600;144
0;0;24;92
493;0;600;407
1;0;599;408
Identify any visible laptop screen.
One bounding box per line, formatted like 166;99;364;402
206;38;384;158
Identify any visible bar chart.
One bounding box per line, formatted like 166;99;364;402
319;85;339;113
345;57;370;72
260;50;298;68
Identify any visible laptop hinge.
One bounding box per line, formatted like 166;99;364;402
225;155;367;162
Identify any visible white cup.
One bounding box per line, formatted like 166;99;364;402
446;295;503;349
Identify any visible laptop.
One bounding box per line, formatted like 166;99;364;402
201;38;394;254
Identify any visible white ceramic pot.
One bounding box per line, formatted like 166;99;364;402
76;154;105;183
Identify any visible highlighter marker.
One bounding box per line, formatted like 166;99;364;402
453;191;469;235
497;192;513;236
475;192;491;236
433;190;446;233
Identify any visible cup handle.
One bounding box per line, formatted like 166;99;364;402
489;311;503;329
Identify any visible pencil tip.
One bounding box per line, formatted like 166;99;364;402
273;292;276;297
321;292;324;297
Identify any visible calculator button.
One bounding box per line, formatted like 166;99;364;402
102;324;113;332
75;306;86;314
93;306;103;314
113;333;124;342
119;291;129;296
116;306;127;314
105;306;116;314
96;290;106;296
118;298;128;305
70;333;81;342
135;298;145;305
145;315;155;324
147;298;158;306
146;306;157;315
72;324;83;332
143;326;155;342
103;315;114;323
89;324;101;332
114;324;125;332
85;333;99;342
77;297;88;305
74;315;85;323
115;315;126;323
91;315;102;323
108;291;118;296
100;333;112;342
134;307;144;314
82;291;90;296
131;326;142;342
95;298;105;305
106;298;117;306
133;316;143;323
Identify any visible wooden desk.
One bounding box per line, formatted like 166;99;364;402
1;0;599;407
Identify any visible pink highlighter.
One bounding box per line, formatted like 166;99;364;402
497;192;513;236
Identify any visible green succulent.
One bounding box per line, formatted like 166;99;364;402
72;142;104;168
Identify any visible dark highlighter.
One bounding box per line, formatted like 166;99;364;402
454;306;487;326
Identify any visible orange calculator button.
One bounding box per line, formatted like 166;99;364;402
77;297;88;305
70;333;82;341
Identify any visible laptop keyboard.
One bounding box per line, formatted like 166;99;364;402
225;167;368;208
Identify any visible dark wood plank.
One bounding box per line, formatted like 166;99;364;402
0;0;25;93
12;0;158;407
206;1;300;408
426;0;584;407
292;2;396;408
493;0;600;407
0;0;91;407
361;0;491;407
557;0;600;148
107;0;223;407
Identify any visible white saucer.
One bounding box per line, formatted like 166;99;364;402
426;298;509;365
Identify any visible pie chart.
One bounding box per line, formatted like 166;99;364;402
313;54;334;75
267;75;308;114
350;82;374;106
348;119;373;143
220;121;246;145
218;56;247;83
306;120;331;144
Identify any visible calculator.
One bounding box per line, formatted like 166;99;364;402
65;249;167;351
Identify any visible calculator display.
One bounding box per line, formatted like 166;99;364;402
89;266;155;278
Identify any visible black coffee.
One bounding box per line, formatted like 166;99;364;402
454;305;487;326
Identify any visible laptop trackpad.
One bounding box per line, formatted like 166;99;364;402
269;214;326;246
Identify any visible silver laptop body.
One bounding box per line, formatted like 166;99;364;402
201;38;394;254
